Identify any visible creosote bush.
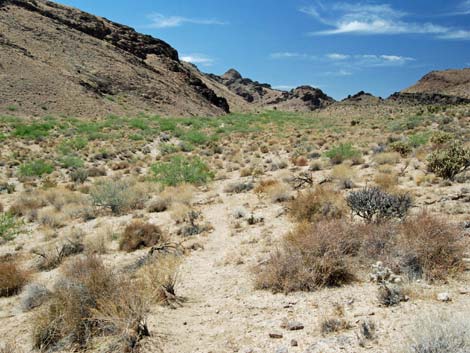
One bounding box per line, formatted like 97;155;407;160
347;187;412;223
32;255;149;352
427;142;470;180
119;221;164;252
151;155;213;186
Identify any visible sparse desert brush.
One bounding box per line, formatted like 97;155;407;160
33;237;85;271
266;182;292;203
151;155;213;186
396;212;464;281
160;184;195;206
0;259;31;297
400;311;470;353
320;317;351;335
429;131;454;146
9;190;47;218
254;178;279;194
20;283;51;312
289;185;347;223
90;178;149;215
427;141;470;180
136;254;181;306
0;212;23;242
224;181;254;193
255;220;356;293
292;156;308;167
373;152;401;165
147;195;172;213
32;255;149;352
374;172;399;191
331;164;356;189
120;221;164;252
37;206;68;229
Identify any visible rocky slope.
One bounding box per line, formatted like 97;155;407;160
402;68;470;99
0;0;229;117
205;69;335;112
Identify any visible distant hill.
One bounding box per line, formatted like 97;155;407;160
205;69;335;112
402;68;470;99
0;0;229;117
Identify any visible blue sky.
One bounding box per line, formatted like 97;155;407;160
59;0;470;99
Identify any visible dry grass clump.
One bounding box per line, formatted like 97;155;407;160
374;172;399;191
320;317;351;335
401;311;470;353
119;221;164;252
331;164;356;189
373;152;401;165
33;237;85;271
135;254;181;306
9;191;47;218
289;186;347;223
32;255;149;352
255;220;357;293
0;260;31;297
395;212;464;281
254;179;279;194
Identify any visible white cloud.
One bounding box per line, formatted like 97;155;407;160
270;52;306;59
180;54;215;67
327;53;350;60
147;13;226;28
302;2;470;40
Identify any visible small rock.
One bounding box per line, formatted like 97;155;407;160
269;333;284;339
287;321;304;331
459;287;470;294
275;347;288;353
437;292;452;302
291;339;298;347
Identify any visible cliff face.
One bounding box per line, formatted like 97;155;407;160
0;0;229;117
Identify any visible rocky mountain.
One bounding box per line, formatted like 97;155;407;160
0;0;229;117
205;69;335;112
340;91;383;105
402;68;470;99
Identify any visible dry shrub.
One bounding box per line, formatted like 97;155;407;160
254;179;279;194
135;254;181;306
396;212;464;281
255;220;356;293
9;191;47;218
289;186;347;223
401;311;470;353
120;221;164;252
331;164;356;189
374;172;399;191
0;260;31;297
37;206;68;229
147;196;172;213
373;152;401;165
160;184;195;206
293;156;308;167
320;317;351;335
0;202;3;213
32;255;149;352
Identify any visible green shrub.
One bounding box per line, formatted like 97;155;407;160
19;160;54;177
151;155;213;186
59;155;84;169
183;130;208;145
13;122;54;139
325;143;361;164
90;179;139;215
0;213;23;242
408;132;430;148
427;142;470;180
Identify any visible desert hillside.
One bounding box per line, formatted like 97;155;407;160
403;68;470;99
0;0;229;117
